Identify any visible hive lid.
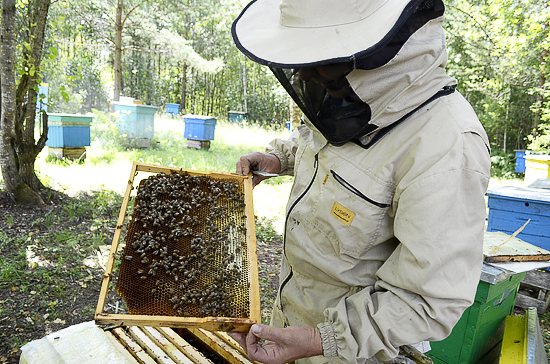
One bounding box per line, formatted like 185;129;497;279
483;231;550;263
486;185;550;203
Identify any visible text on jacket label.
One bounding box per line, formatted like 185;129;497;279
331;202;355;226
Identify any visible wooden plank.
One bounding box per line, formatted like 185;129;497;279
244;173;261;327
104;330;141;363
188;328;253;364
128;326;177;364
96;314;256;332
521;270;550;291
186;140;211;150
134;162;245;179
96;162;137;317
157;327;212;364
142;327;195;364
514;293;548;313
483;231;550;263
112;327;156;364
500;315;527;364
216;332;248;358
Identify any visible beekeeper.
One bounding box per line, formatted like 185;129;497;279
230;0;491;363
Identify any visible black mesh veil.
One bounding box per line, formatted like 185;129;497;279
270;67;374;146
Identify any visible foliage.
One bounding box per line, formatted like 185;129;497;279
489;150;522;179
527;123;550;153
444;0;550;152
37;0;290;127
11;0;550;148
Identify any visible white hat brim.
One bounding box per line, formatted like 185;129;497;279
232;0;420;68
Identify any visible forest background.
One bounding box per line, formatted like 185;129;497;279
3;0;550;159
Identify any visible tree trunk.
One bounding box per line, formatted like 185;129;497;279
113;0;123;102
179;0;190;115
0;0;44;205
17;0;50;192
180;63;187;114
242;53;247;113
535;49;548;129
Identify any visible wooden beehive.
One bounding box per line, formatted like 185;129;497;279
95;162;260;332
105;326;255;364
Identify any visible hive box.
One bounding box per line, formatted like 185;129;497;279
184;115;217;141
112;101;157;147
515;150;526;174
525;154;550;186
427;264;525;364
166;103;180;116
486;186;550;251
228;111;248;124
46;113;93;148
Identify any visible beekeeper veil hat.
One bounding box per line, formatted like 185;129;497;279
232;0;433;68
232;0;445;146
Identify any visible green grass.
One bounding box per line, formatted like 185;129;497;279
34;114;293;199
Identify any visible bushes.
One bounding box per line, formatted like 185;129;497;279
490;151;522;179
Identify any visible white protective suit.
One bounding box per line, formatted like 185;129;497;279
264;16;491;363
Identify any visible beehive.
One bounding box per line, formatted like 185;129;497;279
95;162;260;332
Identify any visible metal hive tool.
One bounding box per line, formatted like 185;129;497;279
95;162;260;332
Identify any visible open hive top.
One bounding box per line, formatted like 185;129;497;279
95;163;260;331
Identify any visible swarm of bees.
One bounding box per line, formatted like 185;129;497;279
116;171;250;318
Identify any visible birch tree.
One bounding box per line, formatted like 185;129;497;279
0;0;51;205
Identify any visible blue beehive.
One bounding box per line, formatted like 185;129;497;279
37;84;49;114
112;102;158;139
514;150;526;174
46;113;93;148
184;115;217;141
166;103;180;116
486;186;550;250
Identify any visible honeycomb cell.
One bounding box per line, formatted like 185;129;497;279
116;171;250;318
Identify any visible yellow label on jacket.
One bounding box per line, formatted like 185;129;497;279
331;202;355;226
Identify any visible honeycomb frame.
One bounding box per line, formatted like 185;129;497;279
95;162;260;332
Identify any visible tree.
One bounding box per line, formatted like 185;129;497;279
444;0;550;152
0;0;51;205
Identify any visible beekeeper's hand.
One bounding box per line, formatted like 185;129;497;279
236;152;281;187
229;324;323;364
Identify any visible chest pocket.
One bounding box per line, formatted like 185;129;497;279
301;167;394;259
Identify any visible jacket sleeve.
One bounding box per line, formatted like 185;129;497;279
319;131;491;362
265;128;301;176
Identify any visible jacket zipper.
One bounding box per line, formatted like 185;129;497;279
330;170;390;208
278;153;319;310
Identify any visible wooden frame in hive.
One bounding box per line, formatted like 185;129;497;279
95;162;260;332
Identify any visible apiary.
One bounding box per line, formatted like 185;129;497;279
95;162;260;332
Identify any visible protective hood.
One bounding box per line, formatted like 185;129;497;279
271;0;455;148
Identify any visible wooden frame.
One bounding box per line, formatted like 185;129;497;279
95;162;260;332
